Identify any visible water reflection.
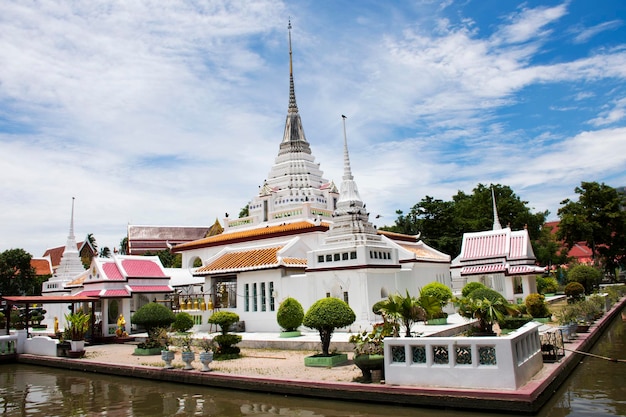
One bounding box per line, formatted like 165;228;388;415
1;307;624;417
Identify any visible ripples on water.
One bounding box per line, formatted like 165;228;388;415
1;307;624;417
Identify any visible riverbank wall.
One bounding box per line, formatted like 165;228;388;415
14;296;626;414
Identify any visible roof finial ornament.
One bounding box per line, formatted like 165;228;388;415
69;196;76;240
491;187;502;230
341;115;353;181
287;18;298;114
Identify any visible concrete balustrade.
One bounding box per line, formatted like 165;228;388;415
384;322;543;390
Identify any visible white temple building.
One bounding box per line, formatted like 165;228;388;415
173;24;451;332
450;189;544;303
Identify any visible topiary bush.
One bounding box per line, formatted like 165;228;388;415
213;334;242;356
564;282;585;303
131;302;175;334
462;282;486;298
303;297;356;356
420;282;453;307
208;311;240;335
276;297;304;332
567;264;602;295
131;302;175;348
172;312;195;333
467;287;507;304
525;293;550;318
536;276;559;294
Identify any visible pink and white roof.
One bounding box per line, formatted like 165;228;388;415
72;255;172;298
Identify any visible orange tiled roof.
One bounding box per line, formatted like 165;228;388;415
174;221;329;251
399;244;448;260
194;246;306;275
30;258;53;276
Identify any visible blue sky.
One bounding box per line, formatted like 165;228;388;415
1;0;625;257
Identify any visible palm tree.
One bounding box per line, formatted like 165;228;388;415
379;290;426;337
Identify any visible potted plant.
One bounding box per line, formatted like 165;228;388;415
176;334;195;370
64;311;90;353
349;322;392;383
208;311;242;358
196;337;215;371
302;297;355;367
277;297;304;337
158;328;175;368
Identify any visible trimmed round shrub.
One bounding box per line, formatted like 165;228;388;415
462;282;487;298
467;287;507;304
568;264;602;295
564;282;585;302
172;312;195;332
420;282;453;306
536;276;559;294
131;302;175;335
213;334;242;356
276;297;304;332
303;297;356;356
208;311;240;335
525;293;550;318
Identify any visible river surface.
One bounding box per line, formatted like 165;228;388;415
1;308;624;417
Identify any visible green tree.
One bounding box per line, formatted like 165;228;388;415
381;184;548;258
303;297;356;356
130;302;175;339
0;248;38;296
239;204;249;218
534;223;570;267
143;250;181;268
99;247;111;258
557;182;626;279
567;264;602;295
118;237;129;255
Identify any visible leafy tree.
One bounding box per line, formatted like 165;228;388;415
557;182;626;278
382;184;548;258
86;233;98;251
567;264;602;295
118;237;129;255
534;223;570;268
143;250;181;268
303;297;356;356
208;311;240;335
239;204;249;218
99;247;111;258
172;312;195;332
0;248;38;296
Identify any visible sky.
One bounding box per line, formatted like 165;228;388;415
1;0;625;258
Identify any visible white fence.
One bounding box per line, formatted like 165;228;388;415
384;322;543;390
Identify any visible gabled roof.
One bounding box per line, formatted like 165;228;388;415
174;221;330;252
194;245;307;275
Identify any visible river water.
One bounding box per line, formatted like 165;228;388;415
1;308;624;417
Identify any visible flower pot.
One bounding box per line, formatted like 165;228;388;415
161;350;175;369
181;351;195;370
576;324;590;333
69;340;85;352
304;353;348;367
353;354;385;383
199;351;214;372
426;317;448;325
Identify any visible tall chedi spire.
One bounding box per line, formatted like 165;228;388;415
52;197;87;281
239;21;338;230
324;115;380;246
279;19;311;156
492;187;502;230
